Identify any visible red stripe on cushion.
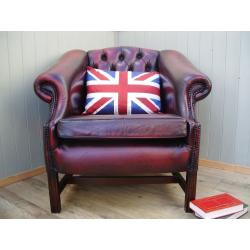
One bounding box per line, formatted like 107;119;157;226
85;97;111;114
87;67;109;80
137;98;158;113
118;71;128;114
87;85;159;95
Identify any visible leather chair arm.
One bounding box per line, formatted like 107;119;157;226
159;50;212;121
34;49;88;124
34;50;87;150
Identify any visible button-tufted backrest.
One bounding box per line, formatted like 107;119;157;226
87;46;159;72
82;47;175;115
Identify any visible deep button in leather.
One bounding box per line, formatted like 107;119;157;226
92;63;98;69
136;52;143;59
101;53;107;61
110;64;116;71
128;64;134;71
118;53;125;61
145;62;152;71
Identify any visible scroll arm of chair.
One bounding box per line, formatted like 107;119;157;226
34;50;88;149
34;49;88;124
159;50;212;121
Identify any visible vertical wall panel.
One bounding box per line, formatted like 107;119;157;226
207;32;227;161
0;31;115;179
176;32;188;56
132;32;146;47
46;32;60;67
0;32;12;177
235;32;250;165
7;32;31;174
58;31;77;53
119;31;146;48
220;32;241;163
22;32;44;167
118;31;250;167
119;32;180;50
141;32;153;49
161;32;178;50
187;32;200;67
198;32;213;158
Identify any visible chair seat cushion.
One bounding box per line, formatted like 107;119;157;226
57;114;187;139
53;141;191;175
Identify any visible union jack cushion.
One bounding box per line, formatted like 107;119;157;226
83;67;161;115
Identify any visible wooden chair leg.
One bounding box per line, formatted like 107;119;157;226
184;170;197;213
47;169;61;213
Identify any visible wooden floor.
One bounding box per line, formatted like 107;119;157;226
0;166;249;219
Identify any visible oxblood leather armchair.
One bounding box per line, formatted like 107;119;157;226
34;47;211;213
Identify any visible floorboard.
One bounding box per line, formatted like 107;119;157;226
0;166;249;219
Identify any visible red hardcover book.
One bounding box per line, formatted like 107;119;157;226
195;204;248;219
190;193;244;219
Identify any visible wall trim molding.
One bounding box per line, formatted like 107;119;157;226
0;159;250;188
0;166;45;188
199;159;250;175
